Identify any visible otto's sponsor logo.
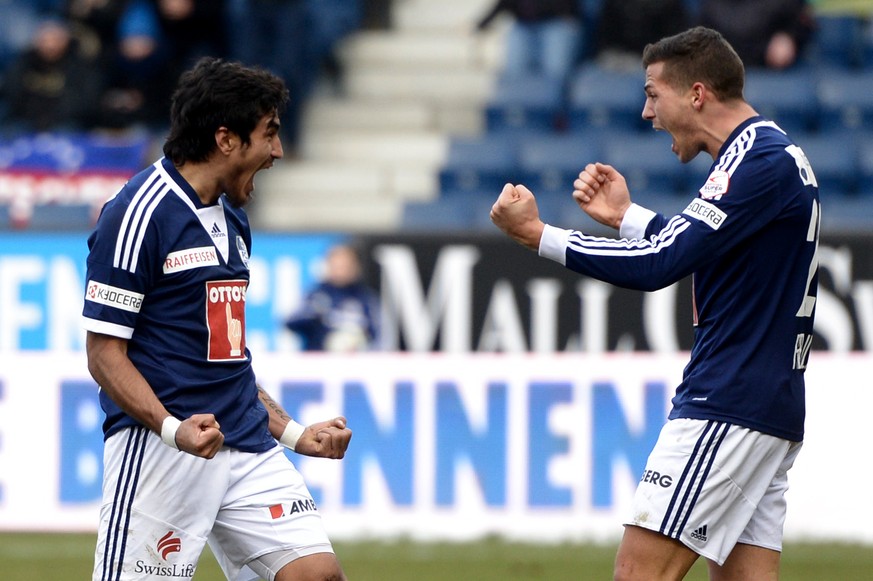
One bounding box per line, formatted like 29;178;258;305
699;170;729;199
163;247;219;274
85;281;143;313
683;199;726;230
268;498;318;520
640;469;673;488
207;282;247;304
206;280;247;361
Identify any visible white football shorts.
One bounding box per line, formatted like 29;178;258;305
93;426;333;581
625;418;802;565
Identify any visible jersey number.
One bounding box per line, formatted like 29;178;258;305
793;198;819;370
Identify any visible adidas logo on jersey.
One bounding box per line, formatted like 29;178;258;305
690;525;708;542
211;222;226;239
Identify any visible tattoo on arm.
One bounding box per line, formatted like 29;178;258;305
258;386;291;422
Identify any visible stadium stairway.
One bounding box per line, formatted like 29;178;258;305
249;0;507;233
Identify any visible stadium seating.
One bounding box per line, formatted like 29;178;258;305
566;64;646;132
602;131;683;194
485;74;566;134
516;132;601;194
27;203;96;230
806;14;870;70
744;68;820;133
438;134;520;193
401;192;496;232
794;132;860;196
816;69;873;132
0;202;95;231
855;132;873;195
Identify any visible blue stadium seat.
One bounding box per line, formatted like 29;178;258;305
401;194;495;232
485;74;566;133
534;189;620;233
795;132;859;196
26;203;96;230
517;133;602;194
744;69;819;133
816;70;873;131
603;131;684;194
566;64;646;131
438;135;519;194
401;197;474;232
854;132;873;195
806;15;869;69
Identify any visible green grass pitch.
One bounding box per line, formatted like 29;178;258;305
2;533;872;580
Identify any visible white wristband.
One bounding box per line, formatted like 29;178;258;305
161;416;182;449
279;420;306;451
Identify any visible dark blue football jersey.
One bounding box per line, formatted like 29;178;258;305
82;158;274;452
539;117;820;441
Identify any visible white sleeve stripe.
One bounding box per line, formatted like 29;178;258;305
81;316;135;339
567;217;691;257
713;122;776;177
114;171;161;269
120;182;155;270
129;184;168;273
157;161;199;212
120;182;165;271
113;173;168;273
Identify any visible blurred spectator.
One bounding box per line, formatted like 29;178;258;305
0;1;45;74
227;0;309;152
362;0;392;30
699;0;815;69
595;0;690;71
476;0;583;80
150;0;228;76
285;244;381;352
2;17;103;131
98;0;173;130
63;0;130;65
228;0;363;154
305;0;364;94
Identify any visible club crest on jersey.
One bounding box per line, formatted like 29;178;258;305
700;170;729;199
236;236;249;269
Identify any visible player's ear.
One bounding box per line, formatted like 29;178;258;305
690;82;706;110
216;127;236;155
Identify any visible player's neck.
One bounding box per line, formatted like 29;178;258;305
175;160;223;205
702;101;759;159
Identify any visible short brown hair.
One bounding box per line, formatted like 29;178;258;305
642;26;745;101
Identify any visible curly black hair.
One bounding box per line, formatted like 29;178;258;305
162;57;290;165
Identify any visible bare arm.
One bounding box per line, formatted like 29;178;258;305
257;386;352;459
86;331;224;458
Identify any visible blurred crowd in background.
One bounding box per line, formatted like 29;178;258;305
0;0;869;142
0;0;392;151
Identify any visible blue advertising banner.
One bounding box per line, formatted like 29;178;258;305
0;351;869;543
0;232;343;352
